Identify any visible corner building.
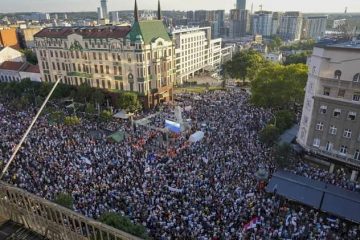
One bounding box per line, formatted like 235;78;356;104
34;1;175;107
298;40;360;181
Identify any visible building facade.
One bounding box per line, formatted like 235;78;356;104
0;28;19;48
171;26;222;84
0;61;41;82
237;0;246;10
279;12;303;41
17;27;42;49
229;9;250;38
252;11;273;37
297;40;360;179
302;16;328;40
34;2;175;106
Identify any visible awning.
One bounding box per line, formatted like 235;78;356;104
266;170;360;224
113;110;133;119
108;131;125;143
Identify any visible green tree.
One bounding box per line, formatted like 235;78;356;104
21;49;38;65
284;52;310;65
75;83;93;103
64;116;81;126
224;50;266;83
117;92;141;112
100;110;112;122
268;36;283;51
85;103;96;114
272;110;296;133
54;193;74;210
99;212;150;239
251;63;308;109
273;143;293;168
259;124;280;146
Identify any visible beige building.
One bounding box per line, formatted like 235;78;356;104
34;1;175;107
18;27;42;49
0;46;25;65
298;40;360;181
171;26;222;84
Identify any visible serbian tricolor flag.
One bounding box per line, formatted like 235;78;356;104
243;217;261;231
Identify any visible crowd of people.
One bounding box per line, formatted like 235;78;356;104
0;89;359;239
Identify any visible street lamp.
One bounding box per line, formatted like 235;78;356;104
0;77;62;180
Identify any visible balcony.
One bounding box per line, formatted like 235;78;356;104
67;72;92;78
114;76;123;81
308;146;360;167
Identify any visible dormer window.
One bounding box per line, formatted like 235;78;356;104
334;70;342;79
354;73;360;82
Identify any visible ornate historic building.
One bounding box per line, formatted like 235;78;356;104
34;0;175;106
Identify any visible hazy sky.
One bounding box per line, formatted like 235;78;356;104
1;0;359;13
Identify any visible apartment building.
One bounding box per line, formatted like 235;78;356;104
171;26;222;84
252;11;273;37
34;1;175;106
279;12;303;41
0;28;19;48
298;40;360;180
229;9;250;38
302;16;328;40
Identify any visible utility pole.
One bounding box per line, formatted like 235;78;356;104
0;77;62;180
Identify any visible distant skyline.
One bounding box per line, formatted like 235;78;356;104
1;0;360;13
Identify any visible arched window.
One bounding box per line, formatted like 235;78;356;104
334;70;342;79
354;73;360;82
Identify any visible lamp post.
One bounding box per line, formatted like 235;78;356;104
0;77;62;180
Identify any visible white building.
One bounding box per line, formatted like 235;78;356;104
0;47;25;65
297;39;360;180
0;61;41;82
171;26;222;84
303;16;328;40
252;11;273;37
279;12;303;41
265;52;283;62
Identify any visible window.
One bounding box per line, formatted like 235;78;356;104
316;122;324;131
106;66;109;74
354;150;360;160
329;125;337;135
325;142;333;152
338;89;345;98
348;112;356;121
340;145;347;155
333;109;341;118
353;92;360;101
320;105;327;114
343;129;352;139
354;73;360;82
323;87;330;96
313;138;321;147
334;70;342;79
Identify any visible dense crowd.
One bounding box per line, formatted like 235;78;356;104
0;89;359;239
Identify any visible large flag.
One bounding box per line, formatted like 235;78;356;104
243;217;261;231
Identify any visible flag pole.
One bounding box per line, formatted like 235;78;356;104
0;77;62;180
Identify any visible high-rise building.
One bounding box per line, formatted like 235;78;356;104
171;26;222;84
98;7;103;23
110;11;119;23
297;40;360;180
279;11;303;41
186;11;194;23
271;12;283;35
34;0;175;107
302;16;328;40
101;0;109;20
229;9;250;38
209;10;225;38
194;10;208;25
237;0;246;10
252;11;273;37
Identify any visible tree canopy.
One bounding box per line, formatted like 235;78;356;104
117;92;141;112
54;193;74;209
223;50;266;82
251;63;308;109
284;52;311;65
20;49;38;65
99;212;150;239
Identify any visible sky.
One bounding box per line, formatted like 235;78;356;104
1;0;360;13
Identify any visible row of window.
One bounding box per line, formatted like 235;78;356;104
323;87;360;101
319;105;357;120
0;75;20;82
313;139;360;160
315;123;354;138
332;70;360;83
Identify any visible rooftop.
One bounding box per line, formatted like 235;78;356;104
34;26;132;39
317;38;360;50
0;61;40;73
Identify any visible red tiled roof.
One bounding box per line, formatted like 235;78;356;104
23;64;40;73
34;26;132;39
0;61;24;71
